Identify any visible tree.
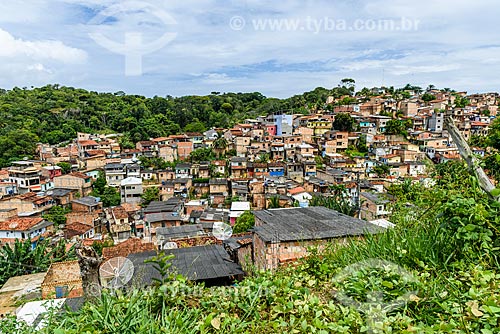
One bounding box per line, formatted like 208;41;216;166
42;205;70;226
332;113;356;132
141;187;160;206
213;136;228;158
487;117;500;150
0;238;75;285
257;153;270;163
309;187;357;217
189;147;214;162
421;93;436;103
454;96;470;108
385;119;407;136
100;187;121;207
184;120;206;133
268;195;282;209
372;164;391;177
56;162;72;174
232;211;255;233
92;171;107;195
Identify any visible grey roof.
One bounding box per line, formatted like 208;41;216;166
105;163;124;169
143;198;183;213
145;212;182;223
72;196;100;207
209;178;228;185
361;192;389;204
156;224;205;240
253;207;380;243
175;163;192;169
231;157;247;162
48;188;73;197
127;245;244;285
200;209;226;222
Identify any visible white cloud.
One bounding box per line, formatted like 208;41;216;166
0;0;499;97
0;28;87;63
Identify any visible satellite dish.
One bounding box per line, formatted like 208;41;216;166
163;242;178;249
9;222;18;229
99;257;134;289
212;222;233;241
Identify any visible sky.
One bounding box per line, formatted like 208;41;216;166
0;0;499;98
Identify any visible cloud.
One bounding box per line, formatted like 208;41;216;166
0;0;499;97
0;28;87;63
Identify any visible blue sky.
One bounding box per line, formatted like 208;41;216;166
0;0;499;97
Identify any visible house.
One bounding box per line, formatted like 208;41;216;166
268;162;285;177
46;188;75;207
252;207;380;270
143;198;185;234
0;181;17;198
230;157;248;179
156;224;206;249
0;192;54;216
66;197;103;232
175;163;191;179
41;261;83;299
53;172;92;196
229;201;251;225
0;217;53;248
41;166;62;180
107;206;132;242
104;163;126;187
120;177;143;204
64;222;95;241
71;196;102;213
102;237;155;260
8;161;42;194
127;245;244;287
360;192;391;220
76;140;99;159
209;178;229;205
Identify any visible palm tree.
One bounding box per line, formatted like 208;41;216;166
268;195;281;209
213;132;228;158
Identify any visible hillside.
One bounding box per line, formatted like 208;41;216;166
1;161;499;333
0;84;354;167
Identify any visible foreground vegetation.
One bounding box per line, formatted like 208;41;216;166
1;161;499;333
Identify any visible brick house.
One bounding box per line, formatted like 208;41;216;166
360;192;391;220
0;217;53;248
107;206;131;242
0;192;54;216
102;237;155;260
53;172;93;196
41;261;83;299
252;207;379;270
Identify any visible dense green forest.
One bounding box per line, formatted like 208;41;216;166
0;84;355;166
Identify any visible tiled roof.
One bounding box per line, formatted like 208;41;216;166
0;217;45;231
78;140;98;146
112;206;128;219
68;172;90;179
64;223;93;239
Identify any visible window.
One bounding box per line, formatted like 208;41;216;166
55;285;68;298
